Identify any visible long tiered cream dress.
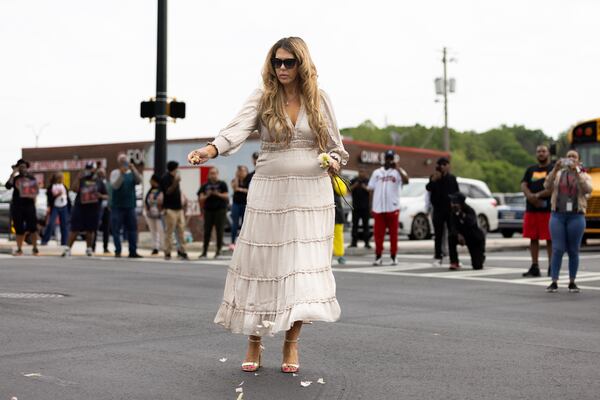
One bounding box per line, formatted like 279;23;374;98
212;88;349;336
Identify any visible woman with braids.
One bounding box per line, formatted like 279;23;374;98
188;37;348;373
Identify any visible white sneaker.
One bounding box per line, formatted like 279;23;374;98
390;256;397;266
372;257;383;266
86;247;93;257
432;258;443;268
61;248;71;258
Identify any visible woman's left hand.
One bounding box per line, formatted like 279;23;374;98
328;159;340;174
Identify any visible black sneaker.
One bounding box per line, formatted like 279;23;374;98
198;253;207;259
128;253;143;259
364;243;372;249
178;252;189;260
522;264;541;277
32;247;39;256
568;282;580;293
164;253;171;260
348;242;357;248
151;249;159;255
546;281;558;293
114;253;121;258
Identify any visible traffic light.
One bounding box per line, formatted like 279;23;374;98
140;101;157;119
168;100;186;119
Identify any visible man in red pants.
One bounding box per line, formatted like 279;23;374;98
368;150;409;265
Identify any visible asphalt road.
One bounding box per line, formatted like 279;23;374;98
1;248;600;400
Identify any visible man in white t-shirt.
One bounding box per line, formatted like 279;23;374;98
368;150;409;265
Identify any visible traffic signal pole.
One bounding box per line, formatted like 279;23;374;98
154;0;168;176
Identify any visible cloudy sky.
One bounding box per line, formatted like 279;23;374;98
1;0;599;175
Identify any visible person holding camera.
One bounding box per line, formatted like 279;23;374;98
160;161;189;260
540;150;592;293
521;144;553;277
426;157;460;269
6;159;40;256
197;166;229;259
109;154;143;258
368;149;409;266
449;192;486;270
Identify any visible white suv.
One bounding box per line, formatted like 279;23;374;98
399;177;498;240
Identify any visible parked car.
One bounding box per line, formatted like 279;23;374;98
399;177;499;240
497;194;526;238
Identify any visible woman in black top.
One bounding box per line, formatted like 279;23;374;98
5;159;39;256
230;165;249;249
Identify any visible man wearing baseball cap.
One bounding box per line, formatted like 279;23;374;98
6;159;40;256
367;149;409;265
426;156;460;269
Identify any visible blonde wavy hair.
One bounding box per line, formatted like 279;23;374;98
259;37;328;151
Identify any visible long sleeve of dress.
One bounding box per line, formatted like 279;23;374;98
211;89;262;156
320;90;349;166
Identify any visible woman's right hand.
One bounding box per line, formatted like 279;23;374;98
187;146;216;165
553;159;562;171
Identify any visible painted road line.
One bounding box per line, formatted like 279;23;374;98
419;267;517;278
333;264;600;291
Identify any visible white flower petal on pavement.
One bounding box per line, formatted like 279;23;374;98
300;381;312;387
317;378;325;384
293;373;298;377
219;358;227;363
254;373;260;376
235;387;243;393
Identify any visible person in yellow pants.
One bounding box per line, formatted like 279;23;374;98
332;175;347;264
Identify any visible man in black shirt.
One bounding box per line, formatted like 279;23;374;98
5;159;39;256
198;167;229;258
160;161;189;260
62;162;108;257
426;157;460;269
521;145;553;277
349;167;371;248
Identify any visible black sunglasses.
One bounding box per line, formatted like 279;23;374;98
271;57;298;69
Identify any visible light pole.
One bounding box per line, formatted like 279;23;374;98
26;122;50;148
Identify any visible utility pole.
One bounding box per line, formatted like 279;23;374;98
434;48;455;152
155;0;168;177
442;47;449;152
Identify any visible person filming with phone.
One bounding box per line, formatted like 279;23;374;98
540;150;592;293
109;154;143;258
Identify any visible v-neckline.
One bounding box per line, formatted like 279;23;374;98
286;101;303;128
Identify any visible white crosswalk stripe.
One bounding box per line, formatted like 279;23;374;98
333;261;600;291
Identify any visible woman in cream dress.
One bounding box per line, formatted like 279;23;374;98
187;37;348;373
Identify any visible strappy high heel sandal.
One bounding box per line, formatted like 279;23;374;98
241;338;263;372
281;339;299;373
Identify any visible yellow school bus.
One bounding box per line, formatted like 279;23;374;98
568;119;600;237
